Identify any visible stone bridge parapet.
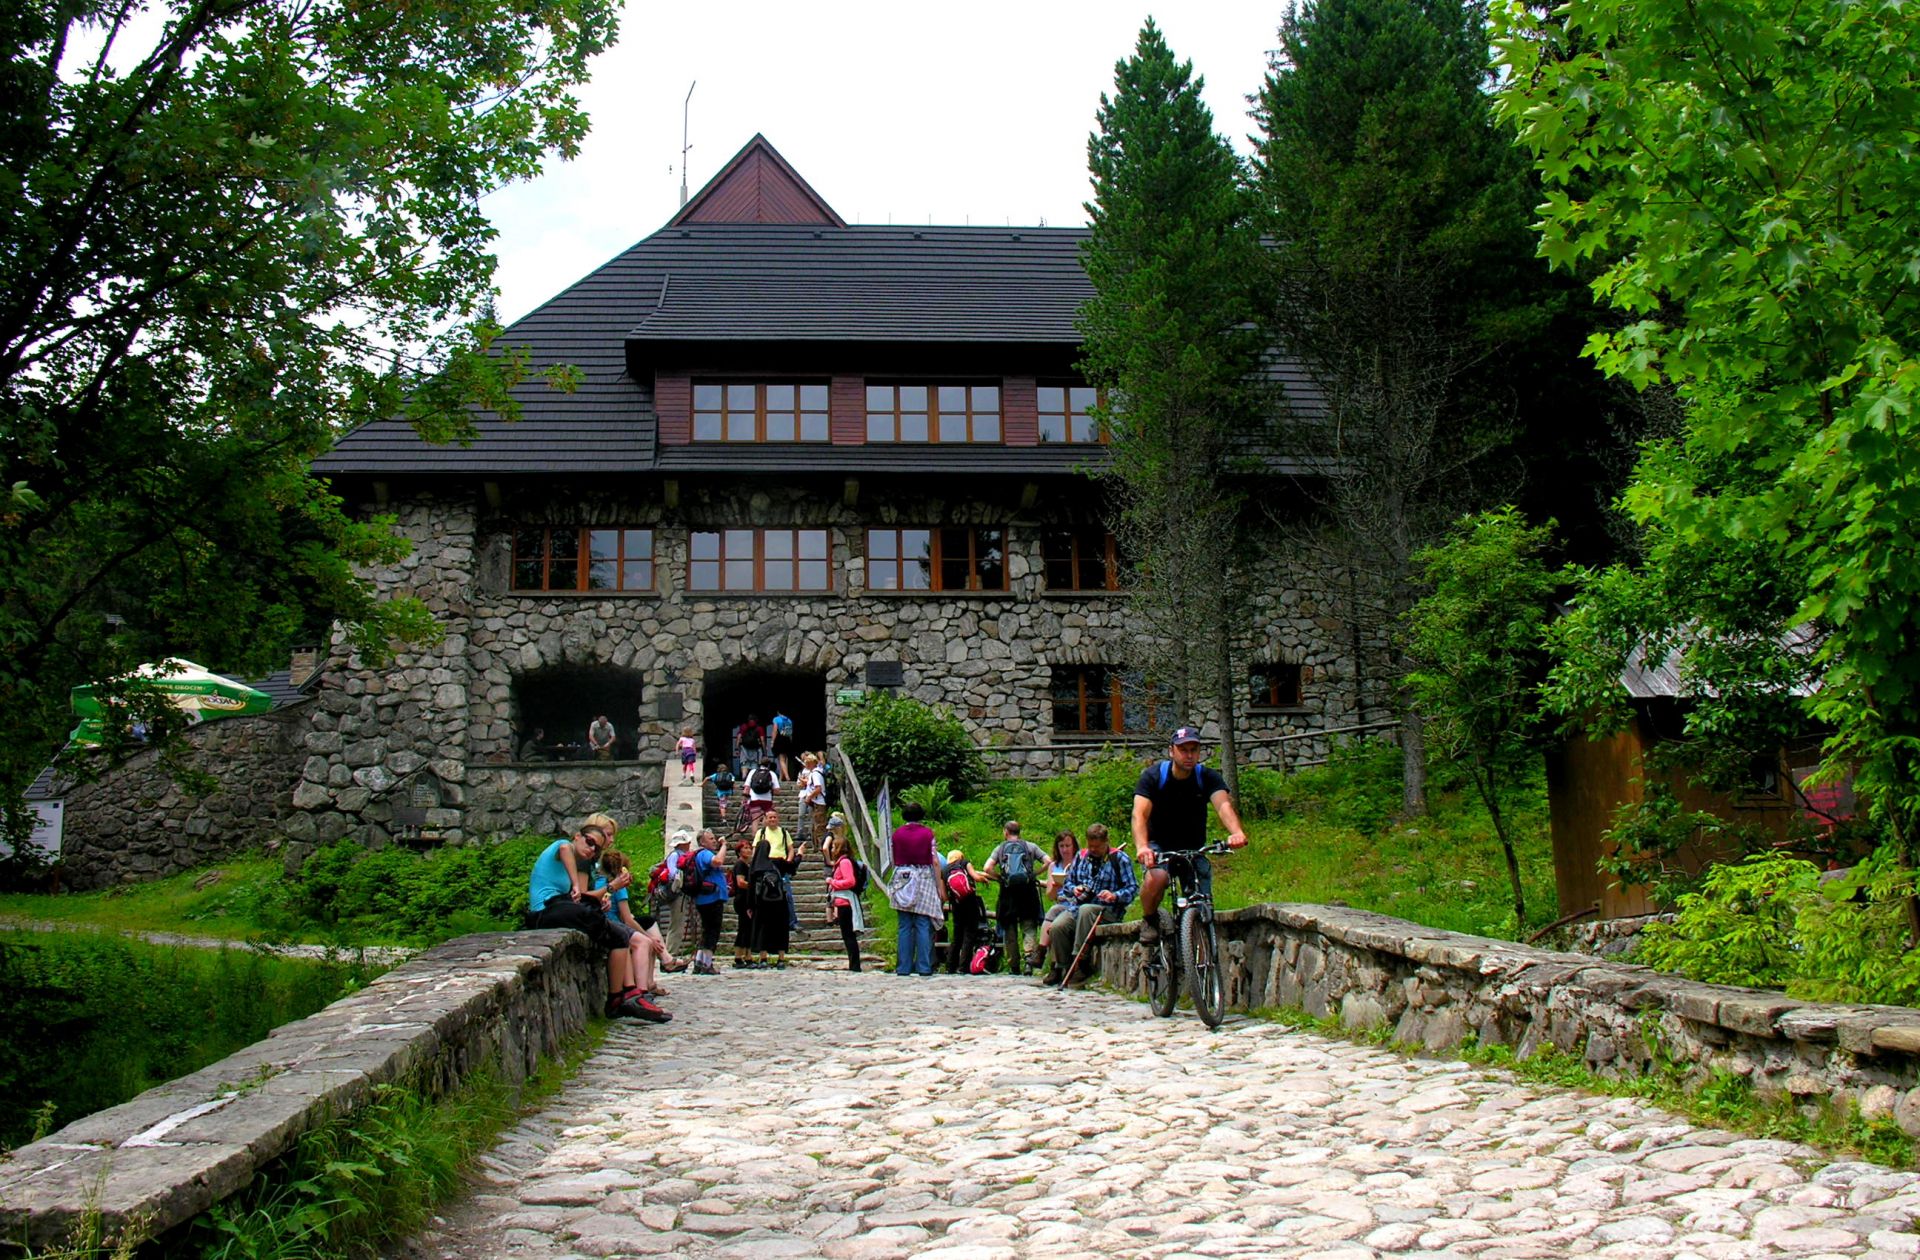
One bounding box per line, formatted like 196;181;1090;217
0;930;600;1248
1089;902;1920;1134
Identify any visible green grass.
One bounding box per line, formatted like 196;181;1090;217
0;857;295;943
0;931;382;1151
892;739;1557;941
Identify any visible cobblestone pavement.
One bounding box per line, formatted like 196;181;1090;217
410;968;1920;1260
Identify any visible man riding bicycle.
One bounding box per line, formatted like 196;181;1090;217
1133;725;1248;945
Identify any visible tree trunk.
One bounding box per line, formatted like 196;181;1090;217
1400;707;1428;818
1216;615;1240;800
1477;766;1526;927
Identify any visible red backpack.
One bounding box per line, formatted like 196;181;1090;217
947;862;975;899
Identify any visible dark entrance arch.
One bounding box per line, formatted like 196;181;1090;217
702;664;827;774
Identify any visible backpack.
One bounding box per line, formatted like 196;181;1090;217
680;850;714;899
970;938;1003;975
752;866;785;903
646;860;673;896
749;765;775;794
1001;842;1035;888
821;762;840;807
947;862;975;899
1157;758;1207;790
712;768;735;792
851;859;870;896
666;851;689;895
738;722;762;749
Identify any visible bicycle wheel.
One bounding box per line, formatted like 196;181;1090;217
1183;907;1227;1029
1147;926;1178;1018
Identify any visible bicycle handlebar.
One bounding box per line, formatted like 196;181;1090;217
1147;842;1235;865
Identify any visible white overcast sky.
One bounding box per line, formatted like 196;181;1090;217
484;2;1284;323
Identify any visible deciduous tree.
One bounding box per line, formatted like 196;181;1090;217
0;0;614;841
1495;0;1920;886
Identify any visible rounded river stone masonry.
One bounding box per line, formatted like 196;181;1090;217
287;483;1369;857
414;966;1920;1259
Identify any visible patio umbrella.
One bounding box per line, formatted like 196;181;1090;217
68;658;274;746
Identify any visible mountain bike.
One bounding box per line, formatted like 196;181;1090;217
1143;842;1232;1028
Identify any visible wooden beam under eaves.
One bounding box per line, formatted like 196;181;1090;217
1019;481;1040;511
372;481;389;508
482;481;502;509
663;478;679;508
843;478;860;507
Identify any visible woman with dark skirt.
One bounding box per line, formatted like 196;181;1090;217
730;836;757;969
749;807;798;967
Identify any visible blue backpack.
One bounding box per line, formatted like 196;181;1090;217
1157;759;1206;789
1001;842;1035;888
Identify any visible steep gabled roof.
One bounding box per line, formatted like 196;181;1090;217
668;134;846;228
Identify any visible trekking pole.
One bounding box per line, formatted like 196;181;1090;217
1059;901;1104;993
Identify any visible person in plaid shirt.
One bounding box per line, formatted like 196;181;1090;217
1043;823;1136;986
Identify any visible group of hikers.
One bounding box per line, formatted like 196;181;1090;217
520;724;1247;1020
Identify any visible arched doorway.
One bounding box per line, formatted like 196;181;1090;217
702;664;827;774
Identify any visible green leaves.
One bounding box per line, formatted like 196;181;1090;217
1498;0;1920;847
0;0;616;828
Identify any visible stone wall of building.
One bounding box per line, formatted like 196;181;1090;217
58;705;309;889
1088;903;1920;1134
286;483;1380;849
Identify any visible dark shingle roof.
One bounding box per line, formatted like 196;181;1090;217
315;223;1328;478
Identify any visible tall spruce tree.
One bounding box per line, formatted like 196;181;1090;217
1254;0;1561;815
1080;21;1269;787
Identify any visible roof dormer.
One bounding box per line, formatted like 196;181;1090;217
668;134;847;228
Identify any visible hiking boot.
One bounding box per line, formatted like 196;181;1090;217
692;960;719;976
1037;968;1061;986
1138;915;1161;946
614;994;671;1023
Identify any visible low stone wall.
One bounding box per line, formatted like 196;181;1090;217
58;706;309;889
1088;903;1920;1133
0;930;601;1248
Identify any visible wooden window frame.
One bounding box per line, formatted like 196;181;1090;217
865;526;1008;592
687;528;832;593
865;382;1003;444
1037;382;1107;444
1051;666;1168;734
512;527;655;593
1250;663;1305;710
1042;526;1123;592
693;381;831;443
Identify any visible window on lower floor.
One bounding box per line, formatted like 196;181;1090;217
1251;663;1304;709
866;383;1002;443
693;382;830;442
689;528;831;592
866;527;1007;592
1037;383;1105;443
1051;666;1171;734
1042;527;1123;592
513;528;654;592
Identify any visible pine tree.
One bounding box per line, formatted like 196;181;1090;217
1254;0;1567;814
1079;21;1269;786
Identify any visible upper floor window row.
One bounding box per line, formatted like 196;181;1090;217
695;382;829;442
514;527;654;593
1038;384;1104;443
867;384;1001;443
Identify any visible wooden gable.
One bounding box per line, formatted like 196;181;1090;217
669;134;846;228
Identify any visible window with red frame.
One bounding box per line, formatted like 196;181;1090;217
688;529;830;592
693;382;830;442
865;383;1002;443
1042;527;1123;592
866;527;1006;591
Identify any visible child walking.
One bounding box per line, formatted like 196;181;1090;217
676;728;698;783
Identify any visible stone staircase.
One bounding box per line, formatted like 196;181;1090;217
656;766;880;960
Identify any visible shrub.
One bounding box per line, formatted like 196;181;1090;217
1636;844;1920;1005
839;693;981;795
897;779;957;822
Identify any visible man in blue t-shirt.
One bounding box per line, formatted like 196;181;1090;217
1132;726;1248;944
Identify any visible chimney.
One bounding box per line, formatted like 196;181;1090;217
289;645;319;688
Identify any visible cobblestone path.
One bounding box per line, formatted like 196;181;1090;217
414;968;1920;1260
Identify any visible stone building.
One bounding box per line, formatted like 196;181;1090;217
296;135;1369;852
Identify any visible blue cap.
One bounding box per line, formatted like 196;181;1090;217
1171;726;1203;746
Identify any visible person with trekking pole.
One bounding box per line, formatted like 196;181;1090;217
1043;823;1135;987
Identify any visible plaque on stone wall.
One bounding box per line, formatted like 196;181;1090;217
866;660;904;687
410;777;440;808
658;692;683;722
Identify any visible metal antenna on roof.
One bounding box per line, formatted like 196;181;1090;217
678;81;696;208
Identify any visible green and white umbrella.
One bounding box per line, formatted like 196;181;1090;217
69;658;274;746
